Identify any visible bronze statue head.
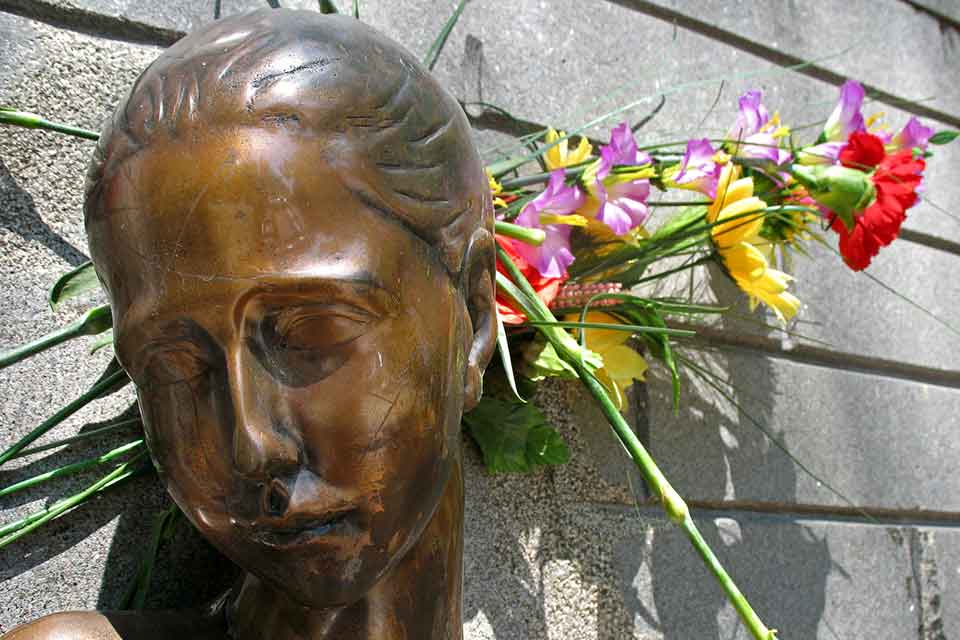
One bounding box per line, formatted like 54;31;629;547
83;7;495;618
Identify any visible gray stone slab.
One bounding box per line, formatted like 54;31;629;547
935;529;960;639
635;0;960;118
47;0;317;35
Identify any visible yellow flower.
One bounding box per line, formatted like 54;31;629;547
708;164;801;323
487;171;507;209
567;311;648;410
544;127;593;171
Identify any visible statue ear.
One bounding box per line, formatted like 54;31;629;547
461;228;497;412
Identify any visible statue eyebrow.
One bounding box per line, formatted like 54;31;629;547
231;274;399;329
348;186;437;253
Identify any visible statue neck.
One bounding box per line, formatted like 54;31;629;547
228;463;463;640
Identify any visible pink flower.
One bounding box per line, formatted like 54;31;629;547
604;122;653;166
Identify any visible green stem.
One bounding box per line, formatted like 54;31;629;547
495;240;776;640
0;451;147;546
0;109;99;140
498;163;592;189
494;220;545;246
13;417;142;458
0;368;129;466
0;440;144;498
0;305;113;370
524;321;694;337
631;255;715;285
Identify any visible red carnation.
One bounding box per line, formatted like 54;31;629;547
495;235;566;324
830;132;925;271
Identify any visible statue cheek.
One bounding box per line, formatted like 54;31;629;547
137;378;234;502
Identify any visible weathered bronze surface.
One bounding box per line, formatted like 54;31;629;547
6;8;495;639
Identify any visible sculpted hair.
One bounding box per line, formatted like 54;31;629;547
84;8;493;281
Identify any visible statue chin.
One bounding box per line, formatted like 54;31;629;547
5;7;495;640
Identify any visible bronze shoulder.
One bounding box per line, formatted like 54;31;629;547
3;610;227;640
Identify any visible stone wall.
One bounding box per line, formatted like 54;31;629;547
1;1;959;638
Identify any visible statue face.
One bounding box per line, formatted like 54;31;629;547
92;126;472;606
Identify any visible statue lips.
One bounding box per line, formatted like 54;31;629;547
247;508;360;549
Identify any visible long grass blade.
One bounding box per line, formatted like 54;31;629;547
0;451;147;547
524;320;694;337
13;417;142;459
0;368;129;466
679;355;872;521
423;0;468;71
0;440;144;498
495;309;524;402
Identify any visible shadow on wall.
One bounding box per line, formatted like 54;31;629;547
0;160;89;267
642;271;833;638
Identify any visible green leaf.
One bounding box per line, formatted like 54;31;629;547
526;337;603;382
0;365;129;466
462;396;569;473
526;422;570;466
527;340;580;381
318;0;339;12
423;0;469;71
929;130;959;145
49;261;100;310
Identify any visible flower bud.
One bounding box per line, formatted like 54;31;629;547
789;164;876;231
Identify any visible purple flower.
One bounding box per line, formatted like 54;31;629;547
675;138;724;197
513;170;585;278
727;90;769;141
725;90;792;167
824;80;866;142
891;116;935;152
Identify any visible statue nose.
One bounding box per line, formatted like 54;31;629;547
227;351;300;479
232;420;300;478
